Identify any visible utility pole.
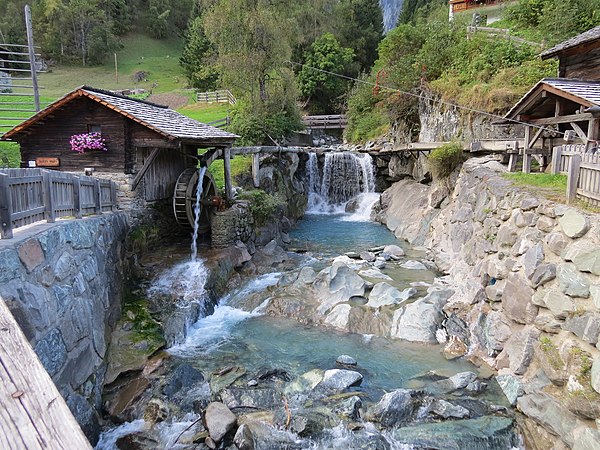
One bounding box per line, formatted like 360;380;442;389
24;4;40;112
114;52;118;83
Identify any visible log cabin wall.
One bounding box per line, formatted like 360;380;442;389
559;47;600;80
19;97;127;172
136;146;194;202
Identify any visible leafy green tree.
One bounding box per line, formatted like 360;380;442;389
148;0;171;38
180;16;219;89
298;33;354;113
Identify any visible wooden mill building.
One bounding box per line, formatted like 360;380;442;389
499;25;600;169
1;86;238;206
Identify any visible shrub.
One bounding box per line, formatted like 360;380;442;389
427;142;465;179
237;189;285;227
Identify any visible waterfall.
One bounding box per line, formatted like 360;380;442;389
379;0;404;33
306;152;378;220
190;166;207;261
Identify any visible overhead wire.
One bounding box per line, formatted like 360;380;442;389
286;60;570;138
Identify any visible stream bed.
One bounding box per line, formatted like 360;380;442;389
97;209;520;450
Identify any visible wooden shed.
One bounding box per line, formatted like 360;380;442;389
0;86;238;205
541;25;600;80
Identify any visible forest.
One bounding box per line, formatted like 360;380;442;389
1;0;600;145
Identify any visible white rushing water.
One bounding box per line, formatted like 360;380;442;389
190;166;207;261
148;259;209;306
306;152;378;220
168;272;281;358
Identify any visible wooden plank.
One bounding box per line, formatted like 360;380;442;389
94;179;102;214
567;153;582;204
72;177;82;219
252;153;260;188
0;173;14;239
131;147;161;191
551;146;562;175
0;299;93;449
523;126;532;174
224;147;233;201
131;139;179;148
528;113;593;126
42;171;55;223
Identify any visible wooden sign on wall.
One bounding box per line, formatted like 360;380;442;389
35;157;60;167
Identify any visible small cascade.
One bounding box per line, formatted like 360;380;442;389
306;152;378;219
190;166;207;261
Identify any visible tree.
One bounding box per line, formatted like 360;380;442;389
180;16;219;89
298;33;354;113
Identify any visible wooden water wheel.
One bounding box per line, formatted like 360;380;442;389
173;167;218;233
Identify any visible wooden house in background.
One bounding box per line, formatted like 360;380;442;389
0;86;238;205
499;26;600;170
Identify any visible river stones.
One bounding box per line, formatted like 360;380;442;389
336;355;357;366
203;402;237;443
366;389;420;427
400;260;428;270
234;422;300;450
163;363;204;396
430;399;470;419
367;283;416;308
383;244;405;258
316;369;363;393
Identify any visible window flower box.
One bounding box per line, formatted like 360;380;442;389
70;132;107;153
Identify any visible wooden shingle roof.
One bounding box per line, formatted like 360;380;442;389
541;25;600;59
504;78;600;120
2;86;239;144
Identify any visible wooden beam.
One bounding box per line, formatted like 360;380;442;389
570;122;588;143
223;147;233;201
523;126;532;173
252;153;260;188
131;147;161;191
200;149;222;168
0;298;93;450
132;139;179;148
542;84;594;108
528;113;593;126
567;153;582;204
528;126;545;148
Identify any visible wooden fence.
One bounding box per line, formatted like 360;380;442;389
552;144;600;205
196;89;237;105
207;116;231;128
0;168;117;239
302;114;348;130
466;26;543;48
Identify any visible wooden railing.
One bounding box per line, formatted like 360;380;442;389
302;114;348;130
196;89;237;105
552;144;600;205
467;26;543;48
0;168;117;239
207;116;231;128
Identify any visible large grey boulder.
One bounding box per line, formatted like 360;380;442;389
592;357;600;395
533;289;575;319
390;289;452;343
557;264;590;298
324;304;351;329
517;393;579;447
483;311;512;356
430;399;470;419
316;369;362;393
497;326;539;375
234;422;300;450
545;232;570;256
366;389;419;427
383;244;405;258
203;402;237;443
501;272;537;324
558;209;590;238
571;247;600;276
564;313;600;345
496;374;524;406
573;428;600;450
314;262;366;314
367;283;416;308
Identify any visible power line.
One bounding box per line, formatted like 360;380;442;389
286;60;569;137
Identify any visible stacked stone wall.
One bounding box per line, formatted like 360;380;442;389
378;157;600;448
0;213;129;442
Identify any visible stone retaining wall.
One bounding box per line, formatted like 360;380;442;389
378;157;600;449
0;213;129;443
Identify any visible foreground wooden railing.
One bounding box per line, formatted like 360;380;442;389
196;89;237;105
0;168;117;239
552;144;600;205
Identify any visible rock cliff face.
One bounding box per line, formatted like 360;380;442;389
377;157;600;449
0;214;129;443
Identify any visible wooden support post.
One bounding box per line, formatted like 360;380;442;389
566;153;582;204
508;141;519;172
42;171;55;223
110;182;117;211
522;127;532;174
72;176;82;219
0;173;13;239
587;118;599;151
94;179;102;214
551;145;563;175
224;147;233;201
252;153;260;188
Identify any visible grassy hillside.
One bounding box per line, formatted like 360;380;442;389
39;33;186;98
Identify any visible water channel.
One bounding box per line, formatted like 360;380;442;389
97;153;518;449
